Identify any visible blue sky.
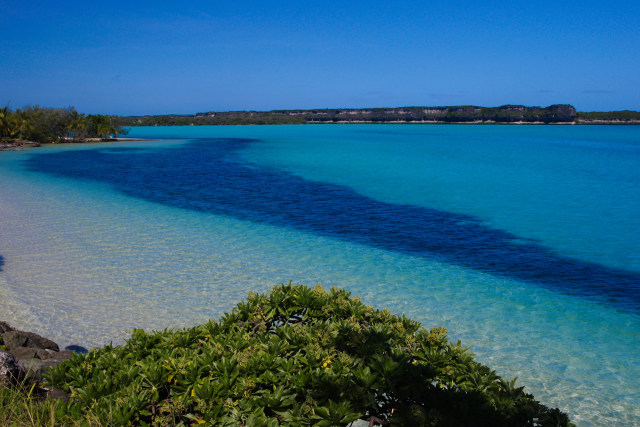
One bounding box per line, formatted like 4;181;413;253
1;0;639;115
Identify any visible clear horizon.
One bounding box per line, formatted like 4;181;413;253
2;0;639;116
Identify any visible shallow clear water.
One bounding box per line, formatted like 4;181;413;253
0;125;638;425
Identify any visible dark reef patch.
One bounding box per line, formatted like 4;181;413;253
24;138;640;313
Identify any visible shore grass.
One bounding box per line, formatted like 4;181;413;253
0;383;67;427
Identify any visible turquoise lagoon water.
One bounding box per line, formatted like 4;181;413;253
0;125;639;425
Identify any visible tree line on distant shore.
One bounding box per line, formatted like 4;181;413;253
3;105;639;145
113;104;640;127
575;110;640;122
116;104;582;126
0;106;128;144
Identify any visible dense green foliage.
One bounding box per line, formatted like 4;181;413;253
46;284;571;426
576;110;640;122
4;105;638;138
115;105;579;127
0;106;128;143
117;111;306;126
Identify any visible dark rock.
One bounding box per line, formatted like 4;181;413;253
25;331;60;351
549;104;577;122
11;349;75;379
21;359;60;381
9;347;74;362
0;322;80;387
35;349;60;360
0;351;27;386
46;386;70;402
1;330;28;348
36;349;55;360
9;347;39;361
1;330;60;352
53;350;75;362
20;141;41;147
0;321;15;334
20;358;60;379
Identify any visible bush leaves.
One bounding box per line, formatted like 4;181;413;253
46;283;572;426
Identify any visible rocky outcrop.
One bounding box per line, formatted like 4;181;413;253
0;322;77;381
548;104;577;122
2;330;60;352
0;351;27;386
0;140;41;150
0;321;15;334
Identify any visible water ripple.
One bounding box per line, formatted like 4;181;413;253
25;138;640;313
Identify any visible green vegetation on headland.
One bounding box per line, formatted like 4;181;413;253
2;104;636;150
114;104;639;126
3;284;572;426
0;105;128;145
117;104;580;126
3;104;639;148
575;110;640;123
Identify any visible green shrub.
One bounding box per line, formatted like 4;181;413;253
46;284;572;426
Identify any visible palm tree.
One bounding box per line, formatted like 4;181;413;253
14;112;34;140
65;108;86;141
0;106;11;139
0;106;25;140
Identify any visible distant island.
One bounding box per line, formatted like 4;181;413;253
3;105;640;148
115;104;640;126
